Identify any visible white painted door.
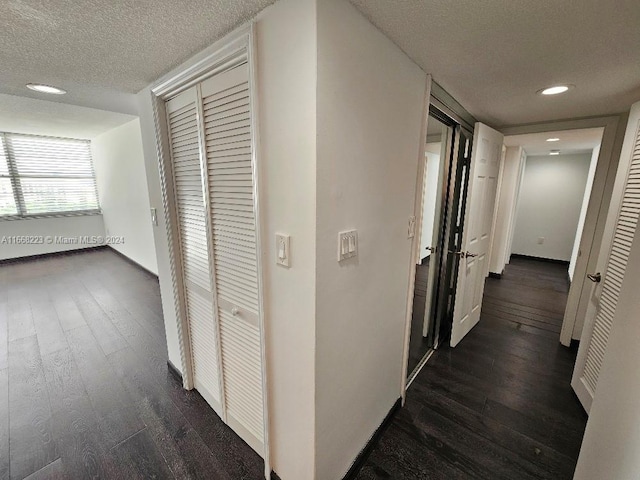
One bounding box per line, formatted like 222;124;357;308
165;87;224;416
450;123;504;347
200;63;265;455
164;62;266;456
572;114;640;412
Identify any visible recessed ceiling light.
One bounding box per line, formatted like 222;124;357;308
538;85;573;96
26;83;67;95
546;138;560;142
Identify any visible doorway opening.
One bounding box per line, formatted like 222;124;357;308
406;122;612;404
406;106;473;383
496;128;605;342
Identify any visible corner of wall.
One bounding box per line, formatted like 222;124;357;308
91;117;158;275
255;0;318;477
134;86;183;373
315;0;426;477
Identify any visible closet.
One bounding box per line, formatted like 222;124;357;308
164;60;266;456
572;120;640;412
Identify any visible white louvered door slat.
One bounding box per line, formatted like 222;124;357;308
201;62;265;455
572;122;640;411
166;88;223;414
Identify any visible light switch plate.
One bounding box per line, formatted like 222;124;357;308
276;233;290;267
150;207;158;226
338;230;358;261
408;216;416;239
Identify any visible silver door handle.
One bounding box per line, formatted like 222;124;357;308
426;246;437;253
449;251;477;258
587;272;602;283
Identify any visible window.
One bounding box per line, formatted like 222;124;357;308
0;133;100;218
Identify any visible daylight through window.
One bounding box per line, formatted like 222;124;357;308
0;133;100;217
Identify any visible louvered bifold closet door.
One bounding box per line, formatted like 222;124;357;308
581;125;640;395
200;63;264;455
166;88;222;413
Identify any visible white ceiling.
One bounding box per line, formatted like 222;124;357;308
0;0;275;114
1;0;639;128
504;127;604;156
0;94;136;139
349;0;640;127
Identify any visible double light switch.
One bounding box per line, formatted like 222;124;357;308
338;230;358;261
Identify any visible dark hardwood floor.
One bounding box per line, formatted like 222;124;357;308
0;248;266;480
356;256;588;479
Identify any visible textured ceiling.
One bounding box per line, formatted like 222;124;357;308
0;94;136;139
0;0;275;113
350;0;640;127
2;0;639;126
504;127;604;156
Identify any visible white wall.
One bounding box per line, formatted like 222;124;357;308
568;144;600;280
92;118;158;274
315;0;426;478
255;1;317;478
136;1;317;478
0;214;105;260
506;150;527;262
137;87;182;378
419;142;441;263
489;146;524;274
511;153;592;261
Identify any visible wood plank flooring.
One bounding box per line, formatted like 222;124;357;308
356;256;587;479
0;248;267;480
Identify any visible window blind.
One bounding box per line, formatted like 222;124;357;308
0;132;100;217
0;136;18;215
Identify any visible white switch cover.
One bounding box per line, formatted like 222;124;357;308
338;230;358;261
537;236;545;245
150;207;158;226
276;233;290;267
408;216;416;239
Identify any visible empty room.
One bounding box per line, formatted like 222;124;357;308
1;1;640;479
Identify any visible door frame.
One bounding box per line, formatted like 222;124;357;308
500;115;628;346
149;22;272;478
400;75;432;397
400;80;478;397
440;126;475;347
421;115;456;341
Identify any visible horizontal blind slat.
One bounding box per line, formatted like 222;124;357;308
3;132;99;215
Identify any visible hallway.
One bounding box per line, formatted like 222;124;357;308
356;257;587;479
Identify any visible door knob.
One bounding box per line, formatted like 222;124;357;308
426;246;437;253
448;251;477;258
231;306;240;316
587;272;602;283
